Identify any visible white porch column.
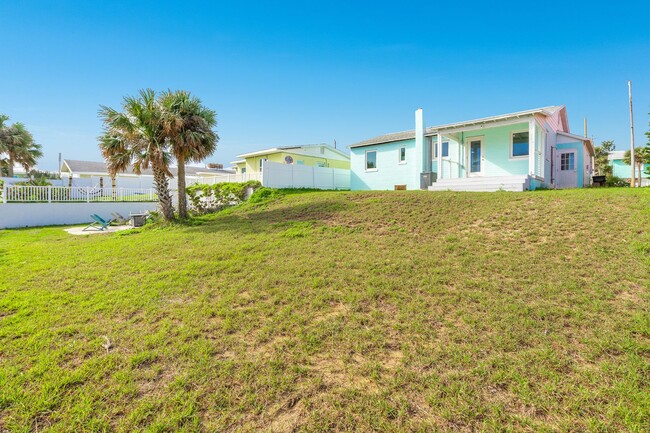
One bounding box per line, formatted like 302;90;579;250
415;108;425;174
437;134;443;180
528;119;536;176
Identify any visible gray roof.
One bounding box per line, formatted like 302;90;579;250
61;159;234;176
349;130;417;148
349;106;565;148
62;160;109;174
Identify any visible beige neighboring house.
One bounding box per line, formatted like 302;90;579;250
230;144;350;174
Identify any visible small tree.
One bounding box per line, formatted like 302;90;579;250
623;147;646;186
593;140;615;176
643;113;650;176
0;114;43;177
99;90;176;221
160;90;218;219
28;169;60;181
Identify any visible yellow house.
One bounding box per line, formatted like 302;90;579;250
231;144;350;174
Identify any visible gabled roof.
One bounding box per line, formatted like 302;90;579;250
237;144;350;160
556;131;594;156
62;159;108;174
431;106;564;132
61;159;233;177
349;106;565;148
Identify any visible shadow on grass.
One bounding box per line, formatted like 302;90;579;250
182;196;353;236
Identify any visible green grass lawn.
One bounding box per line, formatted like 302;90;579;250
0;188;648;432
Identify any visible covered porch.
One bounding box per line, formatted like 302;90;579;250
426;115;546;191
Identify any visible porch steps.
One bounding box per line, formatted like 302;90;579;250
428;176;529;192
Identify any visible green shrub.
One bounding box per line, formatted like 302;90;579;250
605;176;629;187
246;187;321;204
14;178;52;187
247;187;283;203
186;181;262;214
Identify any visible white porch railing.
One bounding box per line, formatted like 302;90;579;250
1;186;157;203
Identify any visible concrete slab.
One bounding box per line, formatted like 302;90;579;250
65;225;133;235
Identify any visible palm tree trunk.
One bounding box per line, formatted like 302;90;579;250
7;157;14;177
152;165;175;221
177;155;188;219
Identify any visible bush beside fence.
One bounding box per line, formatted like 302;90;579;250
186;181;262;214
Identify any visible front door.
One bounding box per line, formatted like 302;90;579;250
467;138;483;176
556;150;577;188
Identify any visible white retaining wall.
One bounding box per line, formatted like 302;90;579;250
261;161;350;190
0;202;159;229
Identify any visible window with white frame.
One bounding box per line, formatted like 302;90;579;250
241;167;246;174
560;152;575;171
366;150;377;170
259;158;267;171
399;147;406;163
511;131;529;158
433;141;449;159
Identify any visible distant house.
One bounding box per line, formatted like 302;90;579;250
60;159;234;188
349;106;594;191
608;151;650;186
231;144;350;174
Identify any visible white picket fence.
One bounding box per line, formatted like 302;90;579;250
1;186;157;203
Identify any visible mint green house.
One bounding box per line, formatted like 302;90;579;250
608;150;650;186
349;106;594;191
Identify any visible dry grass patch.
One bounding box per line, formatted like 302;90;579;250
0;188;648;432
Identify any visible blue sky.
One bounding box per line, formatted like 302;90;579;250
1;1;648;171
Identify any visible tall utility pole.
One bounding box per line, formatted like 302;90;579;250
628;80;636;188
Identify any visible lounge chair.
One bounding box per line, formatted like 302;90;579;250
83;214;114;231
111;212;128;224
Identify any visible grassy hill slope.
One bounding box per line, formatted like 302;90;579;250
0;188;649;432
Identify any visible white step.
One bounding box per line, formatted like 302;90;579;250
428;175;529;192
429;182;526;192
435;175;528;184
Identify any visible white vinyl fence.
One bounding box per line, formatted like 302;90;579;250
261;161;350;190
195;173;262;185
195;164;350;190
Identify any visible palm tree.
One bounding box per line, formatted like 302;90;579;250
160;90;218;219
0;115;43;177
624;147;646;187
98;89;176;221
